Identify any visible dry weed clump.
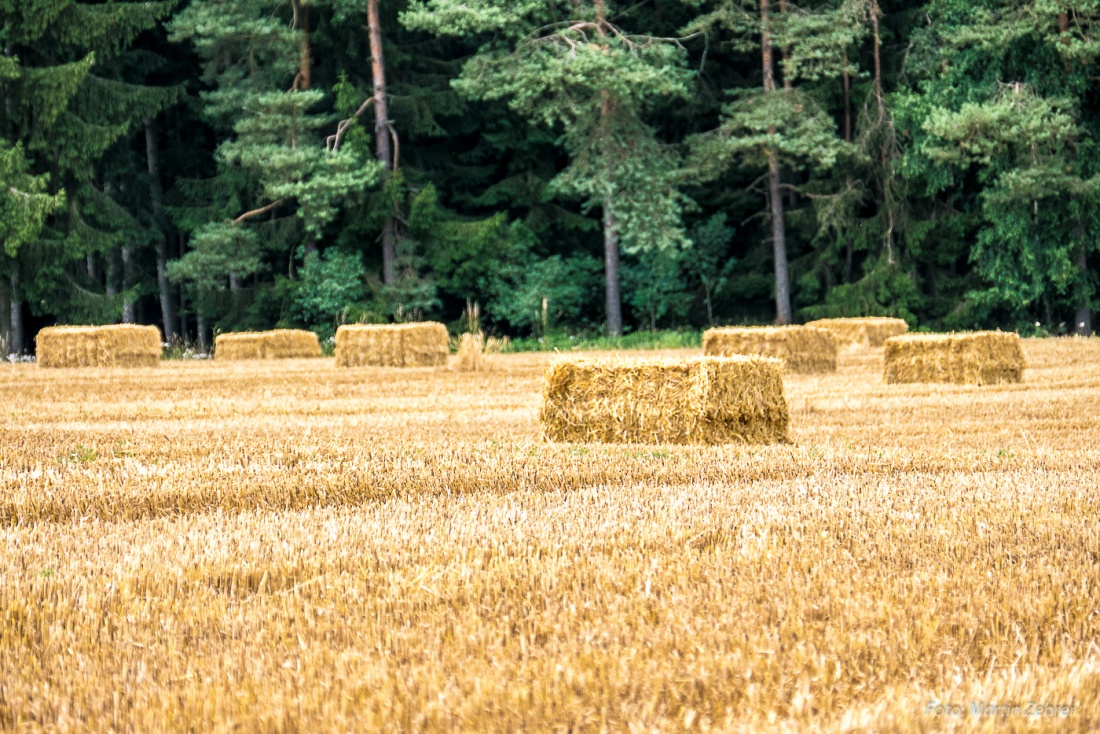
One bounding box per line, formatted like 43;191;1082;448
334;322;448;367
703;325;837;373
805;316;909;347
885;330;1025;385
452;332;509;372
214;329;322;360
35;324;162;368
540;355;788;444
0;337;1099;731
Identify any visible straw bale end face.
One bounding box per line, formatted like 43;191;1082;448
702;326;837;373
36;325;162;368
540;356;789;445
335;322;449;368
805;317;909;348
883;331;1025;385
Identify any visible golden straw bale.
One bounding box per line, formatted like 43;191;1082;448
884;331;1025;385
805;317;909;348
540;355;789;445
36;324;162;368
702;326;837;373
214;330;321;360
334;322;449;368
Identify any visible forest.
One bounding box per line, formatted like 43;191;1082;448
1;0;1097;354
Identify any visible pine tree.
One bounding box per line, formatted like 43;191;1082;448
684;0;855;324
404;0;693;335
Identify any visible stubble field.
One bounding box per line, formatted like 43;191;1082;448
1;338;1098;732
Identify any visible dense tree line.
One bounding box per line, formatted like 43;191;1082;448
1;0;1097;354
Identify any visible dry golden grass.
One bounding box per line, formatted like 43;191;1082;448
1;338;1099;732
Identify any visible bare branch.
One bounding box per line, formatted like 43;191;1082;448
234;198;287;224
326;97;376;152
387;122;400;171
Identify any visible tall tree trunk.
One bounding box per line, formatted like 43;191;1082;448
1076;246;1092;337
10;271;24;355
870;0;894;264
106;249;119;297
299;2;312;91
761;0;792;324
121;245;136;323
368;0;397;286
146;121;177;342
842;50;852;144
594;0;622;335
603;197;623;337
0;276;10;353
196;313;208;353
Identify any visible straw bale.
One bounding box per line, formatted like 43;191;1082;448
805;317;909;348
884;331;1025;385
335;322;449;368
540;355;789;445
215;330;321;360
36;324;162;368
702;326;837;373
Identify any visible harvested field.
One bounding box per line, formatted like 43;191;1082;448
334;322;449;367
540;355;788;444
885;331;1026;385
1;338;1099;731
215;329;321;360
703;325;837;373
805;316;909;347
35;324;162;368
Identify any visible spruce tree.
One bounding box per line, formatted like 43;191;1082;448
0;0;179;348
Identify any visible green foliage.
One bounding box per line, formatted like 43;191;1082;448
291;249;368;337
485;254;602;334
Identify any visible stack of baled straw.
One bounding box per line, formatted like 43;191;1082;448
335;322;449;367
703;325;837;373
884;331;1025;385
540;355;789;445
36;325;162;368
215;329;321;360
805;317;908;348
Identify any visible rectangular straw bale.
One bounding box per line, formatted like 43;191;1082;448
334;322;449;367
805;317;909;348
36;324;162;368
702;326;837;373
215;330;321;360
884;331;1025;385
540;356;789;445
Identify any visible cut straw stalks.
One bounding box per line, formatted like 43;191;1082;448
805;317;909;348
540;355;789;445
703;326;837;373
214;330;321;360
883;331;1025;385
35;325;162;368
335;323;449;368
